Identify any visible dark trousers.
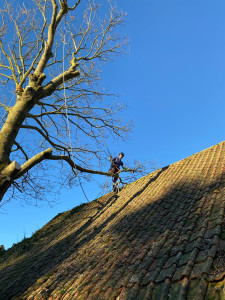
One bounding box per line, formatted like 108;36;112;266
109;165;120;183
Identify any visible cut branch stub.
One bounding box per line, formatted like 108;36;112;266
44;41;54;60
0;161;21;188
1;161;21;178
15;85;24;96
0;161;21;201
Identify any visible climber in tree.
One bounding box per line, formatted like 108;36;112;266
109;152;127;191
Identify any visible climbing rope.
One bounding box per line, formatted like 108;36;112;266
78;84;112;158
77;85;120;190
62;22;121;202
62;33;90;203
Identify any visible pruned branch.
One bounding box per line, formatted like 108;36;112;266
15;149;135;181
0;0;135;205
15;148;53;179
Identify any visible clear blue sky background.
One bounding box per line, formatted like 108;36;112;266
1;0;225;249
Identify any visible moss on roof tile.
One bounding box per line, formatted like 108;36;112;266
1;141;225;299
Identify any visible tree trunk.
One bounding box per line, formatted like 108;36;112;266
0;88;36;201
0;93;34;163
0;161;21;201
0;73;51;202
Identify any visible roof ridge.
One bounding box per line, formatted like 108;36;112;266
113;140;225;194
168;140;225;167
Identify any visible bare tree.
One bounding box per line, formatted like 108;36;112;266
0;0;146;205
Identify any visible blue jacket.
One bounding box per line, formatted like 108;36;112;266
111;157;124;169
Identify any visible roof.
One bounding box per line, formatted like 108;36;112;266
1;141;225;299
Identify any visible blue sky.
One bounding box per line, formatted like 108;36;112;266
1;0;225;249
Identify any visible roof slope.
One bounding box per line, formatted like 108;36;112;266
1;141;225;299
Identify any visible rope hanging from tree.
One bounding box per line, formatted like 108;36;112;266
62;31;113;202
62;33;91;203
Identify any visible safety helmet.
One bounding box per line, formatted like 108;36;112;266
119;152;124;157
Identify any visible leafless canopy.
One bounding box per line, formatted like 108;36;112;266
0;0;148;205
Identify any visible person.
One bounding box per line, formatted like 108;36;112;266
109;152;127;191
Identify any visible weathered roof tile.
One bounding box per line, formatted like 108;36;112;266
1;141;225;299
168;277;189;300
156;264;177;283
190;257;214;279
187;277;208;300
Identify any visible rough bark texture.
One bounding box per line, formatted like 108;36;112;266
0;161;21;201
0;95;33;162
0;73;45;197
0;0;132;203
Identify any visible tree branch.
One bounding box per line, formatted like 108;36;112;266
34;0;58;75
41;62;80;97
0;39;18;85
13;141;29;160
68;0;81;11
14;148;133;179
20;124;68;151
15;149;134;181
15;148;53;179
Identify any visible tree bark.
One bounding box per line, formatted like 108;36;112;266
0;161;21;201
0;94;34;162
0;86;36;198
